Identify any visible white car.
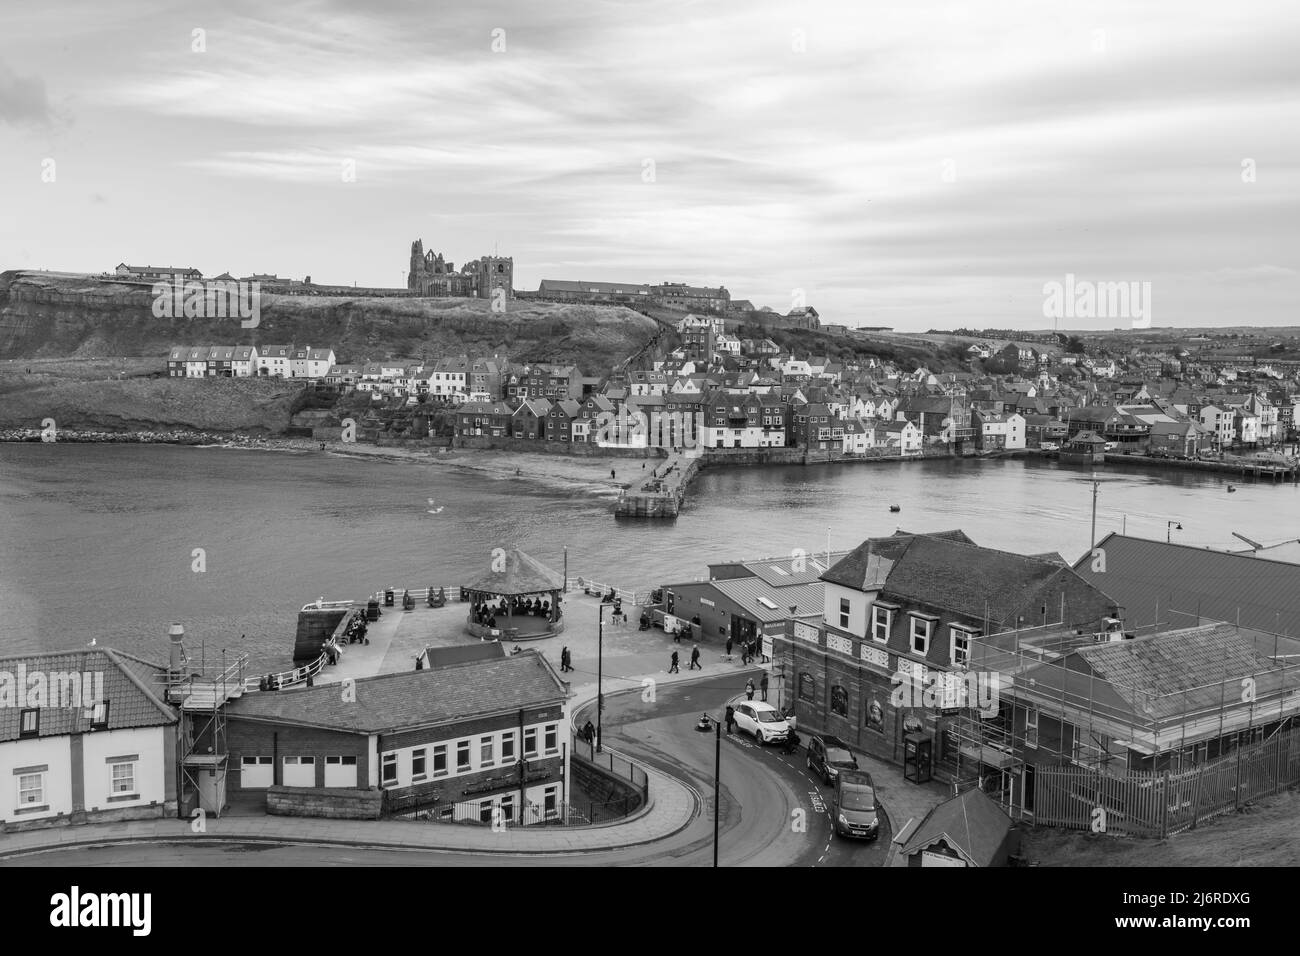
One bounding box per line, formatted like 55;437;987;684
1104;442;1120;451
1039;442;1059;452
733;701;790;744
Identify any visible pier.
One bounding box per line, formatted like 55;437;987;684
1100;452;1299;482
615;452;700;518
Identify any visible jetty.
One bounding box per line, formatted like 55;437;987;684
615;452;701;518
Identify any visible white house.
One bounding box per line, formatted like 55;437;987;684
184;346;210;378
290;345;336;379
0;648;177;830
881;420;923;456
978;411;1027;450
716;334;742;355
230;345;258;377
842;420;873;454
256;345;293;378
427;357;469;400
1199;405;1234;448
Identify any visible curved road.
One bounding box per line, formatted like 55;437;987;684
4;676;888;867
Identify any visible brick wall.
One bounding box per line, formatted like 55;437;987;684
222;719;371;792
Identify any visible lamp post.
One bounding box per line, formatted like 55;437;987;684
597;601;609;753
1167;520;1183;544
713;716;721;867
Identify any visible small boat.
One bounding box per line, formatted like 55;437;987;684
1227;485;1236;493
889;504;901;513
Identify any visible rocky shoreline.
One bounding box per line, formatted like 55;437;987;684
0;427;280;445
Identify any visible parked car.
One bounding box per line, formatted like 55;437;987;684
807;734;859;784
832;770;880;840
1039;442;1059;452
732;701;790;744
1104;441;1120;451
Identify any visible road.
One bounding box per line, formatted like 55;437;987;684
3;675;888;867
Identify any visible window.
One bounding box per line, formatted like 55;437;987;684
524;728;538;758
501;731;516;763
500;794;516;821
110;761;136;795
17;772;44;808
872;605;895;643
1025;707;1039;748
19;708;38;738
90;701;109;730
480;736;495;768
910;615;933;655
950;627;977;668
412;749;427;780
382;753;397;785
799;672;815;702
830;685;848;717
480;802;495;823
839;598;851;629
457;741;471;771
430;744;448;776
544;724;558;754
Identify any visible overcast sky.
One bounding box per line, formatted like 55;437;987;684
1;0;1297;331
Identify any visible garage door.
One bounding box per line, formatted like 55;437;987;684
282;756;316;787
324;756;358;788
241;756;273;788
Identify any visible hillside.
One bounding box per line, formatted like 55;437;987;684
0;271;660;374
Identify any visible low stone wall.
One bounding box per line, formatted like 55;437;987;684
266;786;383;820
570;759;645;817
1;801;173;834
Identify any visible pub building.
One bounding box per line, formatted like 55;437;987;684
779;531;1116;779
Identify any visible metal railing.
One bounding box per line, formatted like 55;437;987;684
571;734;650;798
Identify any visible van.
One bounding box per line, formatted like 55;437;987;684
832;770;880;840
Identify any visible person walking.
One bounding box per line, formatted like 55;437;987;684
760;671;769;701
610;468;616;480
745;679;756;701
583;720;595;744
669;650;680;673
560;646;571;672
725;704;736;735
689;644;701;670
725;636;734;659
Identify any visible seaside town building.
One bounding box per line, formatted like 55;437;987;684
214;648;570;823
0;648;177;830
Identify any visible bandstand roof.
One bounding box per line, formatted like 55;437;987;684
463;550;565;596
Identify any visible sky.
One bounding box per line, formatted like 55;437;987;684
1;0;1297;331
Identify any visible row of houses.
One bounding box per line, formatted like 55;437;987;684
167;345;336;379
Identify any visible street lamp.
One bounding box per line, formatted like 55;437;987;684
1167;521;1183;543
596;597;618;753
694;710;723;867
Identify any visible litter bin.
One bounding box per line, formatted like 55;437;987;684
384;588;395;607
366;599;380;621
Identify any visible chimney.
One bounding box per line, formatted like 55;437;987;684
167;623;186;678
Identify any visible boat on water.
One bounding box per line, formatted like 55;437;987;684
1058;430;1107;467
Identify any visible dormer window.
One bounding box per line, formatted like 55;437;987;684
909;614;937;655
871;603;897;643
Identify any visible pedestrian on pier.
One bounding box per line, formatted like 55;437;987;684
745;679;756;701
669;650;680;673
689;644;701;670
760;672;769;701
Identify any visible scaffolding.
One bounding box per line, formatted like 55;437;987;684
945;613;1300;836
159;637;249;820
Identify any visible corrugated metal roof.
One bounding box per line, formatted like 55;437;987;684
710;579;825;622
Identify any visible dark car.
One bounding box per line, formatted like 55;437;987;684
806;734;859;785
832;770;880;841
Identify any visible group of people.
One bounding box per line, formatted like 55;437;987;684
471;595;558;627
343;614;369;645
724;636;763;665
668;644;703;673
559;646;575;672
744;672;770;701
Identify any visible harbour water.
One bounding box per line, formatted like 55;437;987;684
1;443;1296;670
